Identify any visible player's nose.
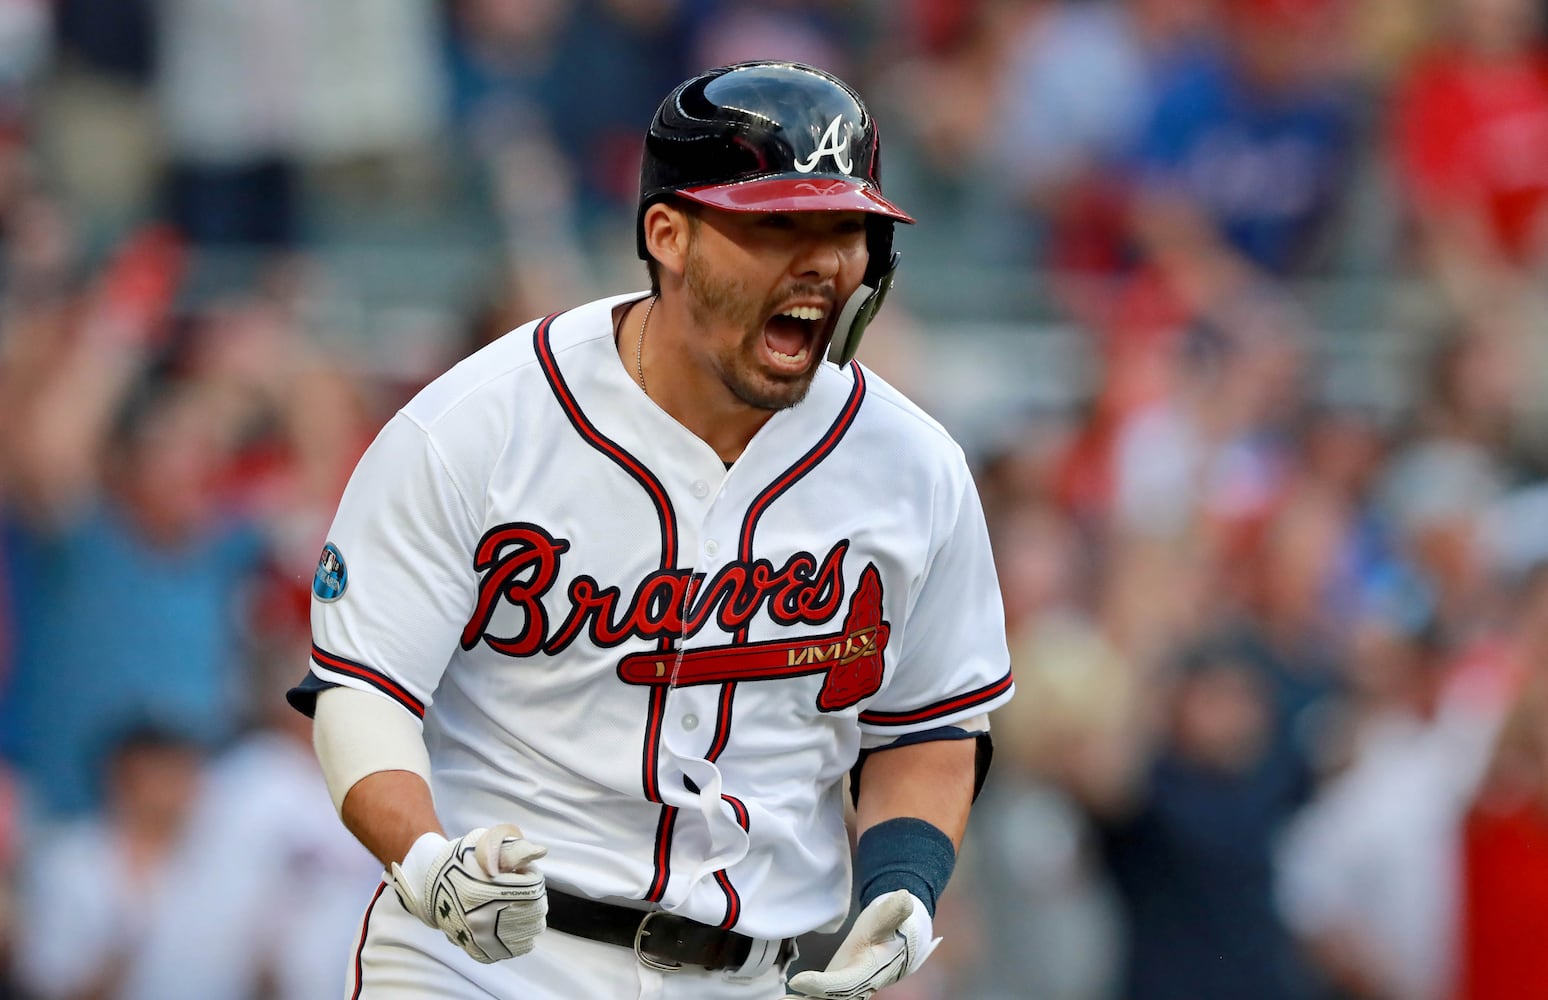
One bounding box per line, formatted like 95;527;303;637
790;234;844;282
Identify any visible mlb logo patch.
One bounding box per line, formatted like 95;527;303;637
313;542;348;602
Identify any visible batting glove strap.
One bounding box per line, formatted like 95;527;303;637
782;889;940;999
389;826;549;964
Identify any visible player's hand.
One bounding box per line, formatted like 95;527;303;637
389;824;548;963
782;889;940;999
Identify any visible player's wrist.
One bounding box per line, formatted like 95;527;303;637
855;817;955;916
391;830;453;921
401;830;451;871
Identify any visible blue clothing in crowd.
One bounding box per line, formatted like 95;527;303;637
0;505;265;816
1129;44;1354;275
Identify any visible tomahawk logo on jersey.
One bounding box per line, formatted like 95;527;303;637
295;294;1014;942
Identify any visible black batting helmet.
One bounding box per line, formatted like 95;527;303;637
637;61;914;364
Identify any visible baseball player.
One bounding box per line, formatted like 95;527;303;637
288;60;1014;999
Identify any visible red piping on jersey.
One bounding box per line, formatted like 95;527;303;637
311;644;425;718
350;882;388;1000
648;805;678;903
723;794;750;830
640;686;669;804
534;312;678;568
714;869;742;931
535;310;682;905
858;669;1015;726
703;682;737;760
706;361;868;929
735;364;868;595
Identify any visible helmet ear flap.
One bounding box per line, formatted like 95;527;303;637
862;218;895;287
829;219;899;366
827;250;899;367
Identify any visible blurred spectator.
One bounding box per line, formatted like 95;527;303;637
552;0;693;238
441;0;572;160
1391;0;1548;316
948;446;1127;998
12;720;206;999
440;0;599;304
1100;305;1309;662
292;0;444;171
1219;482;1354;768
984;0;1214;271
38;0;156;249
1376;326;1515;644
0;228;270;816
0;762;22;999
1126;0;1357;330
154;0;311;247
0;0;50;158
444;0;689;211
1;375;268;814
1455;562;1548;1000
689;0;856;83
1277;613;1504;1000
1075;640;1321;1000
1346;0;1446;88
116;640;382;1000
535;0;700;288
862;0;1026;279
1110;313;1305;542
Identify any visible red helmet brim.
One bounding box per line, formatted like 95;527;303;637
678;177;915;224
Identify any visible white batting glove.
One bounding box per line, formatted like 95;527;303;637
389;824;548;963
783;889;941;999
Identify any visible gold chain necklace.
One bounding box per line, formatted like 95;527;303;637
635;296;657;392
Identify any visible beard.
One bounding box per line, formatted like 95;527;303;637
683;240;826;412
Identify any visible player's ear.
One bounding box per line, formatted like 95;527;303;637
642;200;693;279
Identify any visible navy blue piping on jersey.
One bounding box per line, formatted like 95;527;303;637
701;361;868;930
309;643;426;719
858;669;1015;727
535;310;682;904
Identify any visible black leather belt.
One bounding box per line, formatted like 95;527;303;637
545;890;795;972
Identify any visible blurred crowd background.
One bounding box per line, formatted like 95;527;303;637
3;0;1548;997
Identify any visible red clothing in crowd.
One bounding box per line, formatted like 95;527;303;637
1457;800;1548;1000
1394;46;1548;262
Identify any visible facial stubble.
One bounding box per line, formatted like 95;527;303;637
682;238;823;413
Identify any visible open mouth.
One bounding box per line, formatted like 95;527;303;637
761;304;829;373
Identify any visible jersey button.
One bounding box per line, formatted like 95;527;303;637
692;480;710;498
704;539;719;556
682;713;699;731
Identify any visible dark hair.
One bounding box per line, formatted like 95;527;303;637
1168;636;1259;683
90;714;205;797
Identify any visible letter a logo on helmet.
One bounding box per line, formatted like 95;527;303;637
794;116;854;175
636;61;912;249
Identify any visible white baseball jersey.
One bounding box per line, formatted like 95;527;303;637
295;291;1014;942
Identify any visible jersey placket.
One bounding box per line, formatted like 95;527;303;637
653;466;756;922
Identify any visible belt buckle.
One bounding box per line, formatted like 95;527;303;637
633;911;683;972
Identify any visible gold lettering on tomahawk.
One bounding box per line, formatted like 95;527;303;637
789;644;837;667
787;627;881;668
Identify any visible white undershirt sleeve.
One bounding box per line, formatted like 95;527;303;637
312;686;433;814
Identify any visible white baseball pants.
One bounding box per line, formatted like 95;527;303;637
346;883;793;999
